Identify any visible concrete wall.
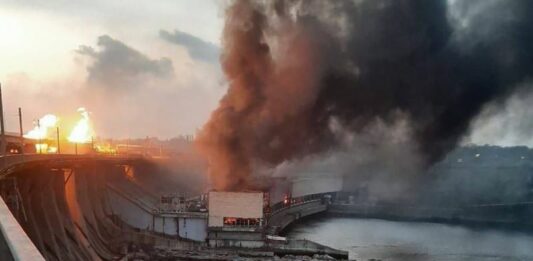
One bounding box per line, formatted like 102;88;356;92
108;188;154;230
0;196;43;260
178;217;207;242
0;228;14;261
208;239;264;248
268;239;348;259
154;216;178;236
207;230;264;248
0;158;206;260
208;191;263;227
108;185;179;235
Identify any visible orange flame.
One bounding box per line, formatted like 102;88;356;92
34;143;58;154
94;144;116;154
68;108;92;143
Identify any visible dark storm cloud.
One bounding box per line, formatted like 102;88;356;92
77;35;173;89
159;29;219;63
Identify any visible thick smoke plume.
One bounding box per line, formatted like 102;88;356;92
197;0;533;190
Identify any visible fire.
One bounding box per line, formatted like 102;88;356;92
35;143;48;153
23;108;97;154
24;114;58;140
94;144;117;154
35;143;57;154
68;108;92;143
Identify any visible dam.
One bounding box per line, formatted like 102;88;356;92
1;146;531;260
0;153;347;260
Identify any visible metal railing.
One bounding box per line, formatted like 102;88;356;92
269;192;332;215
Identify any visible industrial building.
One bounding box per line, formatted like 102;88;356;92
207;191;265;248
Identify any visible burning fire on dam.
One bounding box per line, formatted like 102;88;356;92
22;108;95;154
68;108;93;144
13;107;165;157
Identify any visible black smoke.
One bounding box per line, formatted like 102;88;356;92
307;0;533;163
198;0;533;190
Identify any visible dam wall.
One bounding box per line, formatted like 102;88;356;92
0;159;202;260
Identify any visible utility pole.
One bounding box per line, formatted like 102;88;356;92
18;108;24;155
37;119;41;154
0;83;6;156
56;127;60;154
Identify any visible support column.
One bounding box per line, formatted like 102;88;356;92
0;84;6;156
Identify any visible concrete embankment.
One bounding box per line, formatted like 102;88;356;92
267;239;349;260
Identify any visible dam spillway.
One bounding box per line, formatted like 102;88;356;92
0;155;347;260
0;155;206;260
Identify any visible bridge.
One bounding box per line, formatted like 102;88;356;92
0;153;145;261
0;154;143;177
267;192;334;234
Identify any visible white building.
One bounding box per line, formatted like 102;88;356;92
207;191;265;248
208;191;264;227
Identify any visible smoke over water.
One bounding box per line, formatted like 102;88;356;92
197;0;533;190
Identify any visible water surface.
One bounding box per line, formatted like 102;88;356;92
286;217;533;260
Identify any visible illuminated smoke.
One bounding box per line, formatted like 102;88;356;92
24;114;58;140
197;0;533;190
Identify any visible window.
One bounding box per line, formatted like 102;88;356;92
223;217;261;227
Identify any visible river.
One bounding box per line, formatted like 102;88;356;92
285;217;533;261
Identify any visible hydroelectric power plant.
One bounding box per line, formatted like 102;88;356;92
1;143;533;260
0;152;347;260
3;0;533;260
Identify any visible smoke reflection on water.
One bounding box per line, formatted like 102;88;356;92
285;217;533;261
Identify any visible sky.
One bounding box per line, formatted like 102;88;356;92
0;0;532;147
0;0;225;138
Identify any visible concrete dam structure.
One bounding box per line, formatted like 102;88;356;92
0;155;204;260
0;155;348;260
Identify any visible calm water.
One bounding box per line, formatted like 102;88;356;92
285;217;533;261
